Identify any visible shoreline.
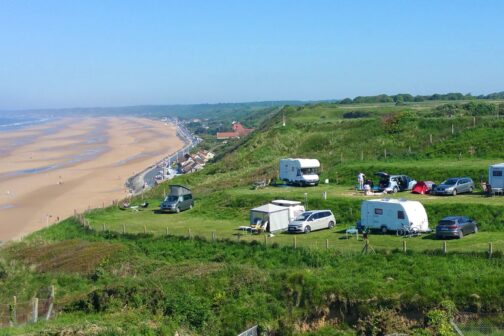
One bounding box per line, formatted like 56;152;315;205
0;117;185;242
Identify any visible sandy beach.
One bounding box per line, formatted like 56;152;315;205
0;117;184;241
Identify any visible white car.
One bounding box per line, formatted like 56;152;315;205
288;210;336;234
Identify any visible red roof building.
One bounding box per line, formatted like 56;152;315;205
216;122;254;140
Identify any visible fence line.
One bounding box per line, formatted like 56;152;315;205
74;214;501;258
0;286;55;328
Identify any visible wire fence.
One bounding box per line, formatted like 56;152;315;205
0;287;55;328
453;313;504;335
75;213;503;258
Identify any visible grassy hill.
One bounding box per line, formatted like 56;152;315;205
2;99;504;335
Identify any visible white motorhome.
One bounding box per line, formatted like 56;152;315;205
271;200;305;222
358;198;429;233
279;158;320;186
489;163;504;191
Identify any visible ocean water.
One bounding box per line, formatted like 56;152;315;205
0;114;54;132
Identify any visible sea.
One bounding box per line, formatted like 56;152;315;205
0;113;55;132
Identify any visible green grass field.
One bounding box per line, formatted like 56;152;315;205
3;100;504;335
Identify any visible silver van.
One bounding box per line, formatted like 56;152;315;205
288;210;336;233
160;185;194;213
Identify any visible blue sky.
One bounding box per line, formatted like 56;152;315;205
1;0;503;109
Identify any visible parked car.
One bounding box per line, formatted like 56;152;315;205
435;216;478;239
288;210;336;233
375;172;417;193
433;177;474;196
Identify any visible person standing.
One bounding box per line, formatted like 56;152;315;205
357;172;365;190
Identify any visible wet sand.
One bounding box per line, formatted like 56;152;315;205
0;117;184;241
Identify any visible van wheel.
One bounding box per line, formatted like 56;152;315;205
175;207;180;213
469;187;473;193
474;226;478;234
393;187;398;194
304;226;311;234
328;221;335;229
381;226;388;234
189;204;193;209
458;230;464;239
452;189;457;196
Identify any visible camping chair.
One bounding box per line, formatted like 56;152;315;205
251;220;268;234
140;202;149;208
485;183;494;197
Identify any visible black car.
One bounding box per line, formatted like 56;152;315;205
435;216;478;239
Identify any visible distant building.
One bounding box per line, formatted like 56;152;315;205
216;122;254;140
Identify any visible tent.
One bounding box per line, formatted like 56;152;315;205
249;204;290;233
168;185;191;196
412;181;434;194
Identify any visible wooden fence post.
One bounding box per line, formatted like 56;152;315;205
429;134;433;144
143;224;147;234
325;239;329;250
451;124;454;135
188;228;192;239
46;286;55;321
402;240;407;253
166;226;169;236
293;236;297;249
212;231;216;242
122;224;126;234
384;148;387;159
11;296;17;326
443;241;447;254
32;297;39;323
488;242;493;258
102;223;106;232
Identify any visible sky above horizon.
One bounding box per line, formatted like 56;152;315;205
1;0;504;110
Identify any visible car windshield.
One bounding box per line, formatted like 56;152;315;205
301;167;318;175
164;195;178;202
441;179;458;186
295;212;313;221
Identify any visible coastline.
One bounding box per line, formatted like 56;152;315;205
0;117;185;242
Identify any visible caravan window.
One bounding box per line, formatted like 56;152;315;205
397;211;405;219
493;170;503;177
374;208;383;215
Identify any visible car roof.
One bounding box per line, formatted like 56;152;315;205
303;210;332;213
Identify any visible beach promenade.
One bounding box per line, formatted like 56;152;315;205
0;117;184;241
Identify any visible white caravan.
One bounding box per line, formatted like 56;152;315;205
271;200;305;222
279;158;320;186
359;198;429;233
489;163;504;191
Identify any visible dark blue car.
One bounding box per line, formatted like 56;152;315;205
435;216;478;239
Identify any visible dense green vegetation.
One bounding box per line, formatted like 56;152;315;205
1;219;503;335
3;98;504;334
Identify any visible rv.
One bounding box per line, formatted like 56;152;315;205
160;185;193;213
279;158;320;186
489;163;504;191
358;198;429;233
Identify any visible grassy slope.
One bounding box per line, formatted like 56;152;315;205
1;220;504;335
3;100;504;334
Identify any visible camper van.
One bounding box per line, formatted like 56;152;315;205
279;158;320;186
489;163;504;191
160;185;193;213
358;198;429;234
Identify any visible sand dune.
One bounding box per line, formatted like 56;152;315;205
0;117;184;241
